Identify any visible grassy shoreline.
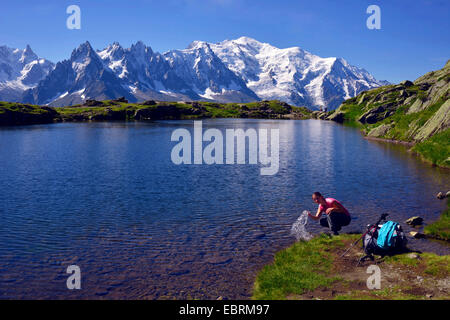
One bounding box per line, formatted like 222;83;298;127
425;198;450;241
252;233;449;300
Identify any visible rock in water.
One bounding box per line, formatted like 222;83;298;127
405;216;424;226
291;211;313;241
409;231;425;239
436;192;445;199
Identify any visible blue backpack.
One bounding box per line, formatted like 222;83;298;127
363;220;407;256
377;221;398;250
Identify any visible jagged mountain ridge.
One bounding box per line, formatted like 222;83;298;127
1;37;388;108
0;45;54;102
209;37;388;109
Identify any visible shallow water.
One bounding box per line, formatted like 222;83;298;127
0;119;448;299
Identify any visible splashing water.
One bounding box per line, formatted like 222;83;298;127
291;210;313;241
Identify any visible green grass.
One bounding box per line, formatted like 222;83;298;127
424;198;450;241
0;101;53;114
378;97;445;141
412;128;450;167
385;251;449;278
252;234;355;300
252;233;449;300
336;103;366;122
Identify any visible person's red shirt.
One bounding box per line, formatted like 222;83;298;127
318;198;350;216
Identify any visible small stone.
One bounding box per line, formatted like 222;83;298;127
405;216;423;226
436;192;445;199
446;191;450;198
409;231;426;239
408;253;421;259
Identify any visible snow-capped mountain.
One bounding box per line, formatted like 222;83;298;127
209;37;388;109
163;41;259;103
23;41;135;106
97;41;197;102
0;45;54;102
2;37;388;109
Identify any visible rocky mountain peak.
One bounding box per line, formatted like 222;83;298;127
71;41;96;61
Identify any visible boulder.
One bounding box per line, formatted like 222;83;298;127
418;83;431;91
413;99;450;142
111;97;128;103
398;90;410;98
311;111;321;119
357;93;368;105
406;98;424;114
327;111;345;123
405;216;423;226
367;123;392;137
400;80;414;87
140;100;156;106
358;102;397;124
358;106;385;124
319;113;328;120
84;99;103;106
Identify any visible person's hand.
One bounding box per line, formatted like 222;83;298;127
326;208;334;214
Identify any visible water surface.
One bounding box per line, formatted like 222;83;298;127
0;119;448;299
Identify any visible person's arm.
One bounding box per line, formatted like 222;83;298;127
325;200;346;215
308;206;322;220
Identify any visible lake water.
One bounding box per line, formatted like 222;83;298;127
0;119;449;299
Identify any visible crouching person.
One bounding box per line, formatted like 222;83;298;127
308;192;351;235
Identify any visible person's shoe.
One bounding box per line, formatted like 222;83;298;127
332;230;339;236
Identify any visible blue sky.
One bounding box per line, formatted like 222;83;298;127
1;0;449;83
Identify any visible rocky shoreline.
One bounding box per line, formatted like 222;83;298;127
320;60;450;168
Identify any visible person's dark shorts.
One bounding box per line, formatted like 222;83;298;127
320;211;351;232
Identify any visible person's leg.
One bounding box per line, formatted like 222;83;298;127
320;217;329;228
328;212;349;234
342;213;351;227
319;215;338;234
